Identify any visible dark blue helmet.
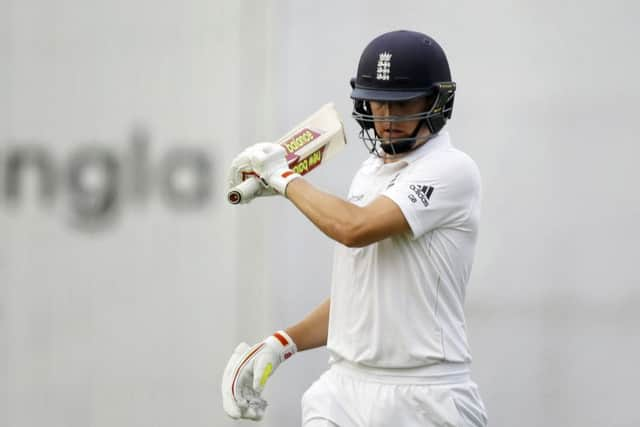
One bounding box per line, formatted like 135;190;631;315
350;30;456;154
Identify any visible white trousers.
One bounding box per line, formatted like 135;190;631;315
301;362;487;427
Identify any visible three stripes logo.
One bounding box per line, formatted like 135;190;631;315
408;184;434;207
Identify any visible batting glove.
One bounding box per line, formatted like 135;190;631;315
221;331;297;421
248;143;300;196
227;145;277;204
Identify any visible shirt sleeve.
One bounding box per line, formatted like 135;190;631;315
382;154;480;239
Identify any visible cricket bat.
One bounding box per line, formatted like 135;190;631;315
227;103;347;204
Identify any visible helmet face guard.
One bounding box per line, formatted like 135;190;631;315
351;82;456;155
350;31;456;155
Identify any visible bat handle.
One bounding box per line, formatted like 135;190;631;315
227;177;263;205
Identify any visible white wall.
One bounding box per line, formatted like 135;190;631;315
2;1;640;426
0;1;273;426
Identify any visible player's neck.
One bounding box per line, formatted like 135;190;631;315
382;135;430;163
382;151;406;163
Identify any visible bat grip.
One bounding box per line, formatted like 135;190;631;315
227;178;263;205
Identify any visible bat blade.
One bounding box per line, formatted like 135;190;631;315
227;103;346;205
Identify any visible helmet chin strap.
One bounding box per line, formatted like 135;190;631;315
379;119;429;155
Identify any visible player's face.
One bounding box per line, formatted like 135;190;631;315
369;97;430;142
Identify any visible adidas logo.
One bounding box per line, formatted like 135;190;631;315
408;184;434;207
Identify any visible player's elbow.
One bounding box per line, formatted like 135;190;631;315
332;219;373;248
337;232;361;248
330;201;407;248
342;236;370;248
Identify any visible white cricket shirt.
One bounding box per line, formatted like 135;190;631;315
327;131;481;369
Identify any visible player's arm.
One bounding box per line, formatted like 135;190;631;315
246;142;409;247
285;178;409;247
285;297;330;351
221;298;330;420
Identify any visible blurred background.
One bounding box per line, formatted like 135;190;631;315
1;0;639;426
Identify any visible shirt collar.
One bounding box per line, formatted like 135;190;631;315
396;131;452;165
365;131;452;175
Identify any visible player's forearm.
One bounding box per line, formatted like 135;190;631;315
285;298;330;352
285;178;368;247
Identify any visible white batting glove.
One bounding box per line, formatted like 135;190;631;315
221;343;267;420
248;143;300;196
221;331;297;421
227;146;277;204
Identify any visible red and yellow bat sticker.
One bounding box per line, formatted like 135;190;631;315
290;147;326;175
283;128;322;160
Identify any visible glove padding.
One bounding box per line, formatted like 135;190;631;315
227;145;277;204
248;143;300;196
221;331;297;420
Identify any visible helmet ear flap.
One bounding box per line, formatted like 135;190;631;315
443;85;455;120
351;77;375;130
425;82;456;134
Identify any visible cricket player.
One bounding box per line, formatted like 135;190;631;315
222;30;488;426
